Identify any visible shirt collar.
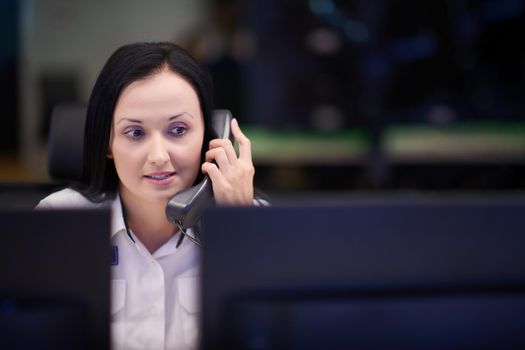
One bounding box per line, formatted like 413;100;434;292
109;193;195;247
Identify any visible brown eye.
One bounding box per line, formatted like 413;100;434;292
124;127;145;140
168;125;187;137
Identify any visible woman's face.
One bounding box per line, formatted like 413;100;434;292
109;69;204;205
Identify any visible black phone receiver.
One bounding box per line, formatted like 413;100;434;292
165;110;234;231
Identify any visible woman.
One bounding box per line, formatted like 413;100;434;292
37;42;256;350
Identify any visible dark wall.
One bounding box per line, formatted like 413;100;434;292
0;0;19;153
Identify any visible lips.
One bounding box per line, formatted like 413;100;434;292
144;173;175;180
143;172;176;185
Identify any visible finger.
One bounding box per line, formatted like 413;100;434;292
209;138;238;164
201;162;231;203
231;118;252;163
201;162;223;184
205;147;231;172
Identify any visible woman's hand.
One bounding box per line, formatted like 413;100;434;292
202;118;255;206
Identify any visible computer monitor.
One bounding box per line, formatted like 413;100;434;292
200;196;525;349
0;208;111;350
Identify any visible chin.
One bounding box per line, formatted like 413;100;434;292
139;189;177;204
142;178;194;203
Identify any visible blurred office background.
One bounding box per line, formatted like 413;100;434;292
1;0;524;202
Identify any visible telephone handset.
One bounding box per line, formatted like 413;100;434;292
165;110;234;235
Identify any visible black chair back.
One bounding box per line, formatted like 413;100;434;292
48;103;86;182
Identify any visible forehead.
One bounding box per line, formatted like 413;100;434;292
114;69;201;120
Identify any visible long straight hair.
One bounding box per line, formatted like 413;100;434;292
78;42;214;202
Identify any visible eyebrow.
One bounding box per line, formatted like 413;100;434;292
116;113;194;125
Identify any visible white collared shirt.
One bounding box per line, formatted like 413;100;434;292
37;188;200;350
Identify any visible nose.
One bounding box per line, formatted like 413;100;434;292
147;133;170;166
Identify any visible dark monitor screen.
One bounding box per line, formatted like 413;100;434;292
0;208;111;350
200;197;525;350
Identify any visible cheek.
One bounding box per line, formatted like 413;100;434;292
111;141;142;174
180;138;204;170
